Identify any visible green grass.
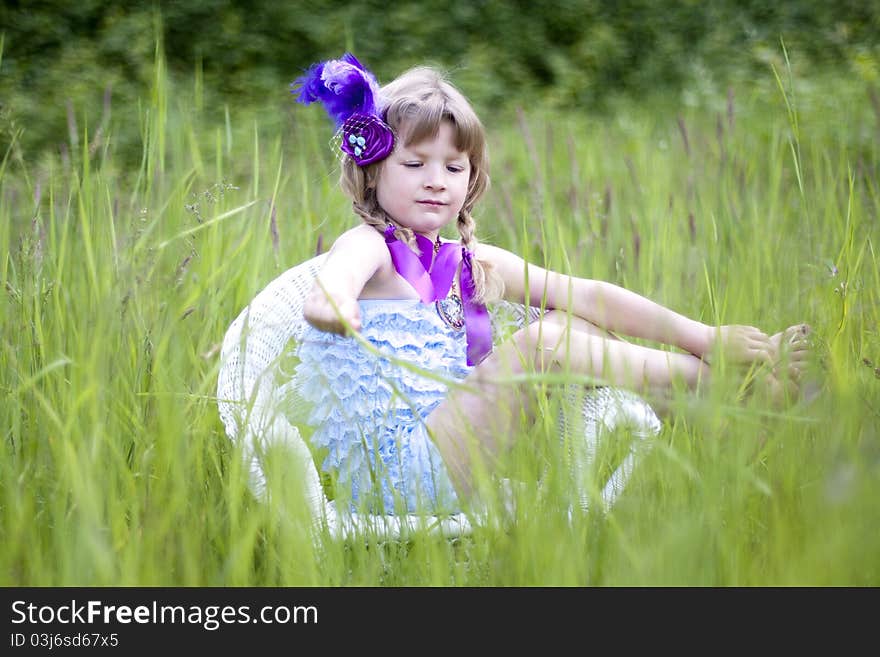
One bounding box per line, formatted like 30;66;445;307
1;52;878;586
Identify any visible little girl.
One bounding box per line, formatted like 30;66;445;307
290;53;810;516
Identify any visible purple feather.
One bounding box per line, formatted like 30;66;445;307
291;53;381;127
291;62;327;105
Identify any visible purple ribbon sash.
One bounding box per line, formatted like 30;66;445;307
384;225;492;365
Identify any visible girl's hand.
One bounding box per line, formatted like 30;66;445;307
711;325;772;366
301;224;389;335
303;287;362;335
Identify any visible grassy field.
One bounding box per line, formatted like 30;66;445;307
2;50;878;586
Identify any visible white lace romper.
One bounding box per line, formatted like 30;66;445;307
294;298;471;515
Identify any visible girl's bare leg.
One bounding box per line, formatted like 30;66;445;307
539;310;678;416
425;316;707;498
539;309;618;339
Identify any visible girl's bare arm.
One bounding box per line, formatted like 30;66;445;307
479;243;771;365
303;225;388;334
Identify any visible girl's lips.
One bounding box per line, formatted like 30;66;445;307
417;200;446;206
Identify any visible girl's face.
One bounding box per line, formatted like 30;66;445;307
375;120;471;238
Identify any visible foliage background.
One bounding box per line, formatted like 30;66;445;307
1;2;879;587
2;0;879;162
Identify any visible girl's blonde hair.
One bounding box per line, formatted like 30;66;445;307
339;66;502;303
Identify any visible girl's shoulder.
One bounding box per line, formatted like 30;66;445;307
334;223;388;248
325;224;394;287
326;223;392;267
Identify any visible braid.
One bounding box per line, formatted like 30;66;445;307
389;222;416;251
352;200;384;233
457;209;503;303
352;199;419;255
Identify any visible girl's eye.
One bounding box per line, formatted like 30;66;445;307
403;162;422;168
447;166;464;173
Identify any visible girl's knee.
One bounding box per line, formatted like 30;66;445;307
469;324;553;380
508;321;566;370
541;309;568;326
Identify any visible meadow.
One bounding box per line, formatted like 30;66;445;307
2;48;878;586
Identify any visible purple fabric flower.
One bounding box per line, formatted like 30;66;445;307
340;113;395;165
291;53;381;127
292;52;395;166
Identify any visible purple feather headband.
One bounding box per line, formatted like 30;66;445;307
291;53;395;166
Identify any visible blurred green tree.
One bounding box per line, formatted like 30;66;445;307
1;0;877;161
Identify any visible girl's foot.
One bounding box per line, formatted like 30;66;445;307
762;324;814;407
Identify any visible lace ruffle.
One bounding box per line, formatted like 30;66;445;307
293;299;470;512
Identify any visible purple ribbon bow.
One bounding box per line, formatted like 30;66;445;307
384;225;492;365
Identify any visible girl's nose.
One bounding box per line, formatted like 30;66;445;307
423;165;447;190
